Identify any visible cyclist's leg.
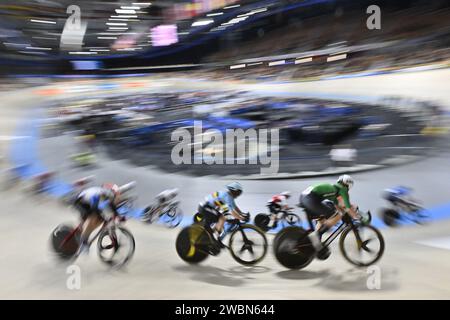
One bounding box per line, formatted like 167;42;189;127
199;205;225;246
319;210;341;231
267;203;280;227
76;201;102;253
81;214;102;241
215;215;226;235
300;193;331;251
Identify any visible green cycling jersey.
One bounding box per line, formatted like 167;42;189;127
307;183;351;209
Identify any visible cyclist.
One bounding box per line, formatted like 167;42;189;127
141;188;179;222
198;182;249;247
73;183;124;255
300;175;367;258
267;191;293;228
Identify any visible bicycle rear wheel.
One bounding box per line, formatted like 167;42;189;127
229;224;268;266
97;226;135;268
254;213;271;232
50;224;81;260
175;225;211;264
284;213;301;226
339;224;385;267
380;208;400;227
273;226;314;270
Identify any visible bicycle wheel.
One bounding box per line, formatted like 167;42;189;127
50;224;81;260
380;208;400;227
339;224;385;267
254;213;271;232
193;212;203;224
285;213;301;226
273;226;315;270
175;225;211;264
164;206;183;228
229;224;268;266
141;206;158;223
97;226;135;268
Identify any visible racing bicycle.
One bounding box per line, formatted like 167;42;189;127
254;208;301;232
380;186;428;227
274;207;384;269
50;209;135;268
176;214;268;266
141;199;183;228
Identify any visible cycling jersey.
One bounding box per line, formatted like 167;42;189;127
77;187;114;208
268;194;289;207
202;190;237;214
303;183;351;209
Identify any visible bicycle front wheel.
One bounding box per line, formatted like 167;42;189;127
97;226;135;268
339;224;385;267
164;206;183;228
285;213;301;226
229;224;268;266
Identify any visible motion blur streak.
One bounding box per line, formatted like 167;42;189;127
0;0;449;299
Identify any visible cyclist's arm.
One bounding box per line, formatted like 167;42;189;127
230;210;244;220
102;191;120;217
108;200;120;217
228;198;246;220
337;195;358;219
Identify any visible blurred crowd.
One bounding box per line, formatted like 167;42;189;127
194;5;450;81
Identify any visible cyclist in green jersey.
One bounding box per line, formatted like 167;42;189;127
300;175;366;259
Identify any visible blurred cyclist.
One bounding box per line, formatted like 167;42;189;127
267;191;293;228
141;188;179;222
74;183;124;255
300;175;367;258
198;182;249;247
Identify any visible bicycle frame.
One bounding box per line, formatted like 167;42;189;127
303;212;359;249
59;214;123;250
322;222;348;247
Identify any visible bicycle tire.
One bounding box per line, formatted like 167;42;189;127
381;208;400;227
273;226;314;270
229;224;268;266
285;213;301;226
175;225;210;264
165;206;183;228
254;213;271;232
339;224;385;267
50;224;81;260
97;226;135;268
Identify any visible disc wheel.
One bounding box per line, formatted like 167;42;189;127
273;226;315;270
50;224;81;260
175;225;211;264
254;213;271;232
381;208;400;227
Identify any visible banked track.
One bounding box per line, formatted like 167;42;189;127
1;69;450;299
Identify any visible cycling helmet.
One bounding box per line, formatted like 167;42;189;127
226;182;243;197
102;182;120;197
280;191;291;199
337;175;354;190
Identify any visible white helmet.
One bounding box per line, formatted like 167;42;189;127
281;191;291;198
337;175;354;190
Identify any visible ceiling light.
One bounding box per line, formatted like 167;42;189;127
192;19;214;27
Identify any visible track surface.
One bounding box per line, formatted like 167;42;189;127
1;69;450;299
